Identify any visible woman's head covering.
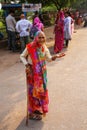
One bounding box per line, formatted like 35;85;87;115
33;31;46;47
34;17;41;24
59;10;65;20
33;17;43;30
55;10;64;24
35;30;46;38
35;30;41;37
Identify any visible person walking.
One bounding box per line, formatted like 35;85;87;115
20;31;64;120
16;13;32;53
6;10;17;52
54;10;64;53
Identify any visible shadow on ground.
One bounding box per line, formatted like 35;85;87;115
16;117;44;130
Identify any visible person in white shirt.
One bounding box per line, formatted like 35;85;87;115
16;13;32;53
6;11;16;52
64;11;72;48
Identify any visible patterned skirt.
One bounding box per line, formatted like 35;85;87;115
26;64;49;114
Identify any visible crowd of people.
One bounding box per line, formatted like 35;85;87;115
5;10;44;53
5;9;77;54
53;9;76;54
5;9;78;121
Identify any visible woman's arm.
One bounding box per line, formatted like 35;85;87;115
44;45;52;61
44;45;57;61
44;45;65;61
20;48;32;75
20;48;29;66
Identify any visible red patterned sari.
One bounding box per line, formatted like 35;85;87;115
54;11;64;53
26;42;49;114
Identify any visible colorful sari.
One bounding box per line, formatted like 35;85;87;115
26;42;49;114
54;11;64;53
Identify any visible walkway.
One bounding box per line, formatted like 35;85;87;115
0;28;87;130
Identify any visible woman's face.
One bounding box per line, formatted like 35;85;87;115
37;32;45;45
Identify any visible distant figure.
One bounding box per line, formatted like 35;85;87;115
6;10;16;52
64;11;72;48
70;12;77;34
33;11;39;23
30;17;44;39
75;10;80;24
33;17;44;32
16;13;32;53
75;10;83;25
39;11;44;24
54;10;64;53
33;11;44;24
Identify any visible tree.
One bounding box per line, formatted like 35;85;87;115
72;0;87;10
1;0;85;10
26;0;77;10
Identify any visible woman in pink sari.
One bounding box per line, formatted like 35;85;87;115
54;10;64;53
33;17;44;31
30;16;44;39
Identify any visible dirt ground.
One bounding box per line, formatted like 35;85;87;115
0;26;54;72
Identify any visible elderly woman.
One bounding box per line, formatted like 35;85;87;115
20;31;64;120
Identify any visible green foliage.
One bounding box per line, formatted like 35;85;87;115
1;0;83;10
0;21;4;27
0;10;5;28
24;0;77;10
71;0;87;9
42;4;57;12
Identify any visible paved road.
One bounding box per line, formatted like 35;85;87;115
0;28;87;130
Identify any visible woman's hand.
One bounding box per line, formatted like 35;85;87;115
51;56;58;61
57;53;65;58
52;53;65;61
25;64;31;75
